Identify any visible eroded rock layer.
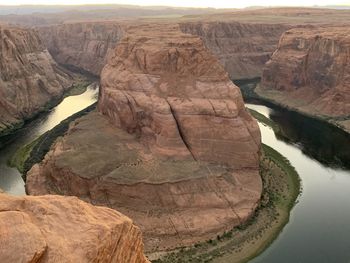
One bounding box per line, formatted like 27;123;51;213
37;8;350;82
38;22;124;76
0;193;149;263
260;26;350;132
38;20;288;81
180;22;290;80
0;25;72;136
27;24;262;251
99;24;261;167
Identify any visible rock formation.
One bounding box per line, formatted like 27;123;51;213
0;25;72;136
36;8;350;81
259;26;350;132
38;20;288;81
27;24;262;251
180;22;290;80
38;22;125;76
0;192;149;263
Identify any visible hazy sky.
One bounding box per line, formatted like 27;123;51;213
0;0;349;8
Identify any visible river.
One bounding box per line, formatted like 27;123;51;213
247;103;350;263
0;82;349;262
0;83;98;195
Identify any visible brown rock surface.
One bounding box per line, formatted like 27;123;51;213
260;26;350;132
179;22;290;80
38;22;124;76
27;24;262;251
0;25;72;136
0;192;149;263
99;24;261;167
36;8;350;81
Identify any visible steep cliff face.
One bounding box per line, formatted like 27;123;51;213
39;20;289;81
27;24;262;251
260;26;350;132
179;22;291;80
38;22;124;76
0;193;149;263
0;25;72;136
99;24;261;167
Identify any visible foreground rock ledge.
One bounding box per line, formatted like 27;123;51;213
27;24;262;251
0;193;149;263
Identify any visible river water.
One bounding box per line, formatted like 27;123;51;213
247;103;350;263
0;82;349;262
0;83;98;195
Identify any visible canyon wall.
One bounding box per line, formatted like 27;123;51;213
180;22;291;80
38;22;125;76
38;20;289;80
0;25;72;136
27;24;262;251
260;26;350;132
0;193;149;263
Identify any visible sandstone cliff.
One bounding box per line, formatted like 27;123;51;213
36;8;350;81
38;20;288;81
0;193;149;263
38;22;124;76
180;22;290;80
259;26;350;132
27;24;262;251
0;25;72;136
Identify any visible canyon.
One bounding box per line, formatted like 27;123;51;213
38;22;125;76
36;8;350;81
0;192;149;263
179;21;290;80
0;25;72;137
1;6;350;263
259;26;350;133
39;20;289;80
26;23;262;251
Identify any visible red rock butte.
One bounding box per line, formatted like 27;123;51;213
26;24;262;251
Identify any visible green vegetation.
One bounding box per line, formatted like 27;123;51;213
248;108;280;133
152;144;300;263
0;120;24;138
261;144;300;211
0;77;93;149
8;103;97;180
63;81;91;98
8;137;41;174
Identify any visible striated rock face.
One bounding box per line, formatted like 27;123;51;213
39;22;124;76
39;20;288;81
99;24;261;167
0;193;149;263
0;25;72;136
180;22;291;80
260;26;350;132
27;24;262;251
